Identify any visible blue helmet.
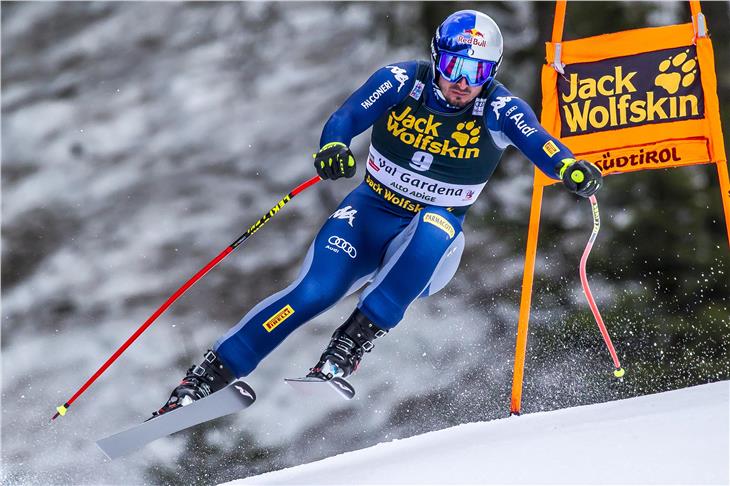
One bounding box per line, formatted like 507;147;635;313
431;10;504;86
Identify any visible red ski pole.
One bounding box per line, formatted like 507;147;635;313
579;195;625;378
52;175;321;420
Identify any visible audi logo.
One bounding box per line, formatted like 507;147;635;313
327;236;357;258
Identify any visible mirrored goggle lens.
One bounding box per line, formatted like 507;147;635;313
437;53;494;86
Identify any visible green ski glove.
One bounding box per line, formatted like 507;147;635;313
313;142;356;180
557;158;603;198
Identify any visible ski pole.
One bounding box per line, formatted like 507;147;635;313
52;174;322;421
579;195;625;378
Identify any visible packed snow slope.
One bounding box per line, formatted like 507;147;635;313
229;381;729;485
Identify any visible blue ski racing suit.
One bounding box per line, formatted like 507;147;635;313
215;61;576;378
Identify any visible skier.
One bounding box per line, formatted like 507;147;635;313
152;9;602;416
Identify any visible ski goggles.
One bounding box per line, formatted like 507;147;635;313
437;52;496;86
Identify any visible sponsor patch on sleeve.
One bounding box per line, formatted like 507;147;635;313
543;140;560;158
409;80;425;100
472;97;487;116
423;213;455;239
263;304;295;333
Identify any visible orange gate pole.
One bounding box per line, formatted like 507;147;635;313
510;177;546;415
690;0;730;248
509;0;566;416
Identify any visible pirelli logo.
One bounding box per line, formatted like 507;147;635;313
263;305;295;333
543;140;560;158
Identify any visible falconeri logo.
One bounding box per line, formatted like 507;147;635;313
558;46;703;136
386;106;482;159
361;80;393;110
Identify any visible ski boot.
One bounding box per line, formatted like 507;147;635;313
307;309;388;380
150;350;235;419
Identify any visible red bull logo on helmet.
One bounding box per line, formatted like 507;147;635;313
457;29;487;48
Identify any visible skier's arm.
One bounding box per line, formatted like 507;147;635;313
319;62;417;147
485;88;571;180
485;86;602;196
314;62;417;180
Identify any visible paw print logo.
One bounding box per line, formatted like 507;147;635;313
655;50;697;94
451;120;481;147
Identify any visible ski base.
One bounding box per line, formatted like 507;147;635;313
285;376;355;400
96;380;255;460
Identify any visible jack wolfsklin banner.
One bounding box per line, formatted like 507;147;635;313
558;46;704;137
539;22;725;179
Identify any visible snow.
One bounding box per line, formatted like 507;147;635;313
227;381;729;485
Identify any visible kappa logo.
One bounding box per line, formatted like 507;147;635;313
326;236;357;258
234;384;254;400
655;50;697;95
329;206;357;227
386;65;409;93
490;96;513;120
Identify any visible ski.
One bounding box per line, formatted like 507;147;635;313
285;376;355;400
96;380;255;460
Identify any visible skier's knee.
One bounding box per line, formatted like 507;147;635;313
420;232;465;297
295;275;344;311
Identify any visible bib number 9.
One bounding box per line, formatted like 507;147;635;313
409;151;433;172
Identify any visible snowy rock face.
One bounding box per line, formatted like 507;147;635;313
3;2;728;485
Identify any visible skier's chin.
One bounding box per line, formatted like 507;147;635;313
446;93;472;108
